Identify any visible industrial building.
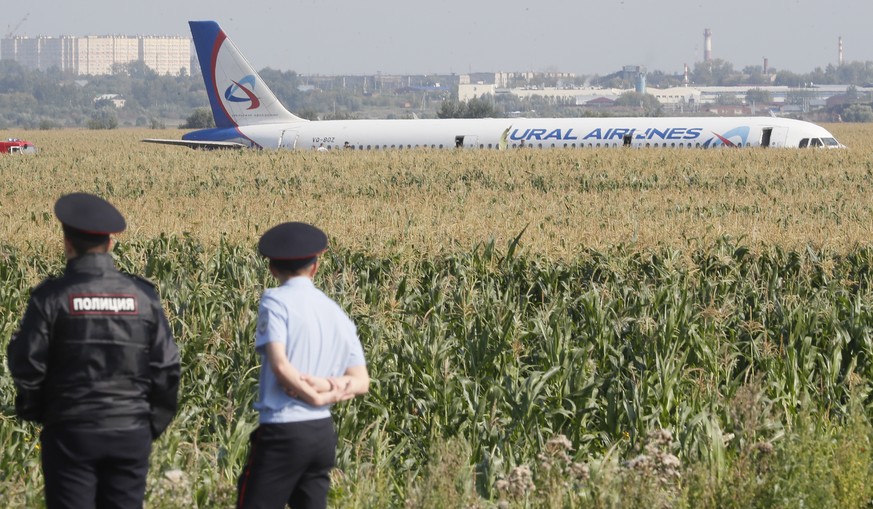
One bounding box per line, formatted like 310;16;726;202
458;76;870;116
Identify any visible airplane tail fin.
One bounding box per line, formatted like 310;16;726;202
189;21;305;128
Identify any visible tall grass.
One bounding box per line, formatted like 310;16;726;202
2;126;873;506
2;126;873;257
2;236;873;507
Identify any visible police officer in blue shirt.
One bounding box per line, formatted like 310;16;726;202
237;222;370;509
7;192;180;509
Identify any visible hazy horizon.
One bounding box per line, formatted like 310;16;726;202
12;0;873;76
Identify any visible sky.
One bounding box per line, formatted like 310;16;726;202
12;0;873;77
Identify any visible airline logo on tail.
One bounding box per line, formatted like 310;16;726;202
224;75;261;110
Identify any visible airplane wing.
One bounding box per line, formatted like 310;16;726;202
141;138;248;150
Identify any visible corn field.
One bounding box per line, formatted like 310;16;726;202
2;126;873;507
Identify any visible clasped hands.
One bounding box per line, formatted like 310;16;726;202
284;374;355;405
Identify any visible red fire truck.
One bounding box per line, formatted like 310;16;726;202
0;138;37;154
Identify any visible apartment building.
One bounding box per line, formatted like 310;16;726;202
1;35;191;75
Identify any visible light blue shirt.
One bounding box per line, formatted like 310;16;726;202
253;276;366;423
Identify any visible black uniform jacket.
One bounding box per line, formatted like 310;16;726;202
7;253;180;438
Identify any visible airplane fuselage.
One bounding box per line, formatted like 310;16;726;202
182;116;840;150
144;22;843;152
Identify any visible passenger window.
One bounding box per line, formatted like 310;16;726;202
798;138;809;148
810;138;823;147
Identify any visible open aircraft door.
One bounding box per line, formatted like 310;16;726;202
455;135;479;148
760;126;789;148
279;129;301;150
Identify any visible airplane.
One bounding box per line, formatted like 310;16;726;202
0;138;37;154
144;21;844;151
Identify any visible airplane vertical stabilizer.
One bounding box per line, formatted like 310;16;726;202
189;21;304;128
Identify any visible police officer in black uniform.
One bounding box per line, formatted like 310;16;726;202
7;192;181;509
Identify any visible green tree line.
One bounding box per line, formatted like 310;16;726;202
0;61;454;129
6;57;873;129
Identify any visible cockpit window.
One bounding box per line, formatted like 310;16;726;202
822;138;839;147
810;138;823;147
798;138;809;148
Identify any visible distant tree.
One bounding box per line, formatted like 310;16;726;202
465;96;497;118
774;70;804;87
181;108;215;128
259;67;301;110
121;60;158;79
745;88;772;105
38;118;58;130
786;88;816;106
93;97;118;109
437;99;465;118
647;70;682;88
597;76;629;89
692;59;734;86
614;91;662;115
87;108;118;129
846;85;859;102
322;111;357;120
808;66;832;85
841;104;873;122
437;97;497;118
742;66;772;86
296;109;320;121
714;93;742;106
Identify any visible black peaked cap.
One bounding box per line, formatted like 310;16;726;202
259;222;328;259
54;192;126;234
